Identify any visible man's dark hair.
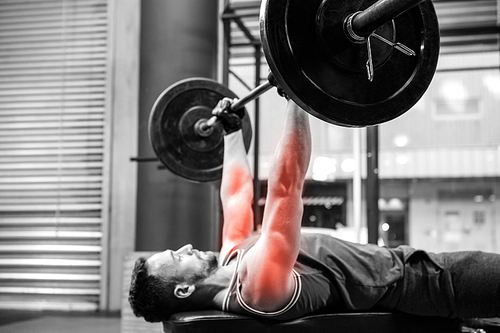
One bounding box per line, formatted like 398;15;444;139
128;257;198;322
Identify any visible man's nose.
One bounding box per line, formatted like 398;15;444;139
175;244;193;255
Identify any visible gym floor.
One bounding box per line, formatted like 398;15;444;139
0;310;120;333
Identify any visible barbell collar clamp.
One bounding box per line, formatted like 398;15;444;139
349;0;426;38
344;11;368;44
194;118;215;137
205;115;218;128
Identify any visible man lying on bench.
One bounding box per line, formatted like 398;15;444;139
128;97;500;324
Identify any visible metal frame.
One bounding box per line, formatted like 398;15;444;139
221;1;264;226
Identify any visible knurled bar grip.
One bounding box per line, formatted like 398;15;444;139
205;80;274;128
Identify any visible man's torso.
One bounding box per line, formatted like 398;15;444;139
221;233;411;320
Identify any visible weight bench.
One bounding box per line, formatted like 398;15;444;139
163;310;463;333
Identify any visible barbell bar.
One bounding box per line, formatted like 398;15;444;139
203;80;274;130
198;0;436;133
149;0;440;182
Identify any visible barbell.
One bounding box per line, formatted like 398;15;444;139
149;0;440;182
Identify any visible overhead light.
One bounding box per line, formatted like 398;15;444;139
440;80;469;103
340;158;356;173
312;157;336;181
393;134;409;148
483;74;500;98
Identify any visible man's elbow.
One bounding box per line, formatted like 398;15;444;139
268;177;304;200
271;165;307;193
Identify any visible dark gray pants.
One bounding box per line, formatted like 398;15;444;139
395;250;500;318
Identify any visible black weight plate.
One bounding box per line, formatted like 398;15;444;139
260;0;440;127
149;78;252;182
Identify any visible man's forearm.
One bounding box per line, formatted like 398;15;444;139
221;130;253;200
268;101;311;194
257;101;311;260
219;130;254;248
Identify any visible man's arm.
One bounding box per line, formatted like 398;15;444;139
216;105;254;261
240;100;311;311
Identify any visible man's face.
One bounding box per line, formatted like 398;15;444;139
147;244;218;283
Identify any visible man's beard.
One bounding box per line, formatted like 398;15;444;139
190;253;223;297
203;252;218;276
191;252;219;283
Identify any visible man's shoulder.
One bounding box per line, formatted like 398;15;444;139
220;233;261;265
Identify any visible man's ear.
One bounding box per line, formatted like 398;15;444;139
174;284;196;299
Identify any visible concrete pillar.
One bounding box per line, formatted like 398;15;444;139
136;0;220;252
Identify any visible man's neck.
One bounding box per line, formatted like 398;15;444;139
204;261;236;308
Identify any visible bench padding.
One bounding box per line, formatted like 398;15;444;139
163;310;462;333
